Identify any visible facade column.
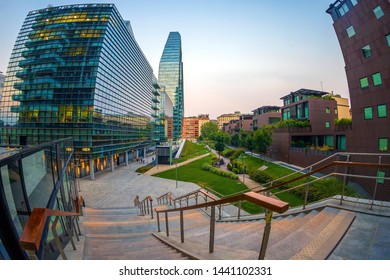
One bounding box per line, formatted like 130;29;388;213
111;155;115;172
125;152;129;166
90;159;95;180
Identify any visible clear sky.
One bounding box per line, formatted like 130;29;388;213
0;0;347;119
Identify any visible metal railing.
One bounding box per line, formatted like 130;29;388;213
155;191;289;259
138;196;154;219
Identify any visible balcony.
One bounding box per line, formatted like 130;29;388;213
151;112;159;118
273;126;312;133
151;104;159;111
152;89;160;96
19;58;36;68
15;70;30;79
152;97;160;103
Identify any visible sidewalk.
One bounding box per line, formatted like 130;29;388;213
144;153;210;175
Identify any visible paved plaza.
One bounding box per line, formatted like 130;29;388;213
79;159;201;209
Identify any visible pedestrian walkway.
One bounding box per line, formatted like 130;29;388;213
144;153;210;175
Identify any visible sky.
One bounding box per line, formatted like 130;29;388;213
0;0;347;119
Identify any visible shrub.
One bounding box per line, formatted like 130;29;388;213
229;148;245;161
334;118;352;125
135;165;154;174
201;163;239;179
222;148;236;158
249;170;274;184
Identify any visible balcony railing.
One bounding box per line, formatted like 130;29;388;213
273;126;312;133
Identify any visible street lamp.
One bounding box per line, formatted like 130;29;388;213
175;160;178;188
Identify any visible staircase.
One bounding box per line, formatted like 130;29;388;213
154;206;356;260
70;198;390;260
81;207;190;260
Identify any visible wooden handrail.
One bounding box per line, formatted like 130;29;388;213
155;191;289;215
258;161;390;194
19;208;79;253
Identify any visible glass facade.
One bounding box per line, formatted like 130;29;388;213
0;4;154;177
158;32;184;140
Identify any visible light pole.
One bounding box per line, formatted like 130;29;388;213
175;160;178;188
242;154;246;184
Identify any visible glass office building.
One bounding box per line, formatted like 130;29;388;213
158;32;184;140
0;4;154;177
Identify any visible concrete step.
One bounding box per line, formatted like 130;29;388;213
265;207;340;259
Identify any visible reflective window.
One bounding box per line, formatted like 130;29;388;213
362;45;372;58
377;104;387;118
326;107;330;114
372;73;382;86
325;121;330;128
346;26;355;38
338;3;349;16
360;77;369;88
377;171;385;184
373;6;384;19
386;34;390;47
379;138;388;152
351;0;358;6
364;107;373;120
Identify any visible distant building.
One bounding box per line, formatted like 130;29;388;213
223;114;253;135
326;0;390;154
158;32;184;140
0;72;5;109
182;114;210;140
252;106;281;130
269;88;351;166
217;111;240;130
152;82;173;143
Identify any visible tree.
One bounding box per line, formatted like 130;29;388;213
215;141;225;158
231;134;240;147
200;122;219;140
252;127;272;154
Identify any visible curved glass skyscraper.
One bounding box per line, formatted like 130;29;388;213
158;32;184;140
0;4;154;177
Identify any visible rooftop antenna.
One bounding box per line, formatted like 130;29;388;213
320;81;324;92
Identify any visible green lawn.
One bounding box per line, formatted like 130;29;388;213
176;141;210;163
154;155;248;196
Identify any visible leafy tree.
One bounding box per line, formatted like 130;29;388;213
200;122;219;140
215;141;225;158
252;127;272;154
231;134;240;147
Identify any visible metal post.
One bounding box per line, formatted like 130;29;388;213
175;161;178;188
165;212;169;237
371;156;382;210
180;210;184;243
157;212;161;232
238;200;242;220
259;210;273;260
303;167;312;210
52;216;67;260
341;155;350;205
150;200;154;219
209;205;216;253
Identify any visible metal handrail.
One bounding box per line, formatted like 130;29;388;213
155;191;289;259
138;196;154;219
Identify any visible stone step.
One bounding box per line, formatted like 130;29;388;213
83;207;140;215
265;207;340;259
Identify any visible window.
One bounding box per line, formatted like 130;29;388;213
346;26;355;37
373;6;384;19
379;138;388;152
372;72;382;86
362;45;372;58
377;104;387;118
376;171;385;184
337;135;346;150
339;3;349;16
335;108;338;115
364;107;373;120
326;107;330;114
360;77;369;88
325;121;330;128
351;0;358;6
386;34;390;47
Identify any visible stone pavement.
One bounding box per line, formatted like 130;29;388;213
79;161;201;209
